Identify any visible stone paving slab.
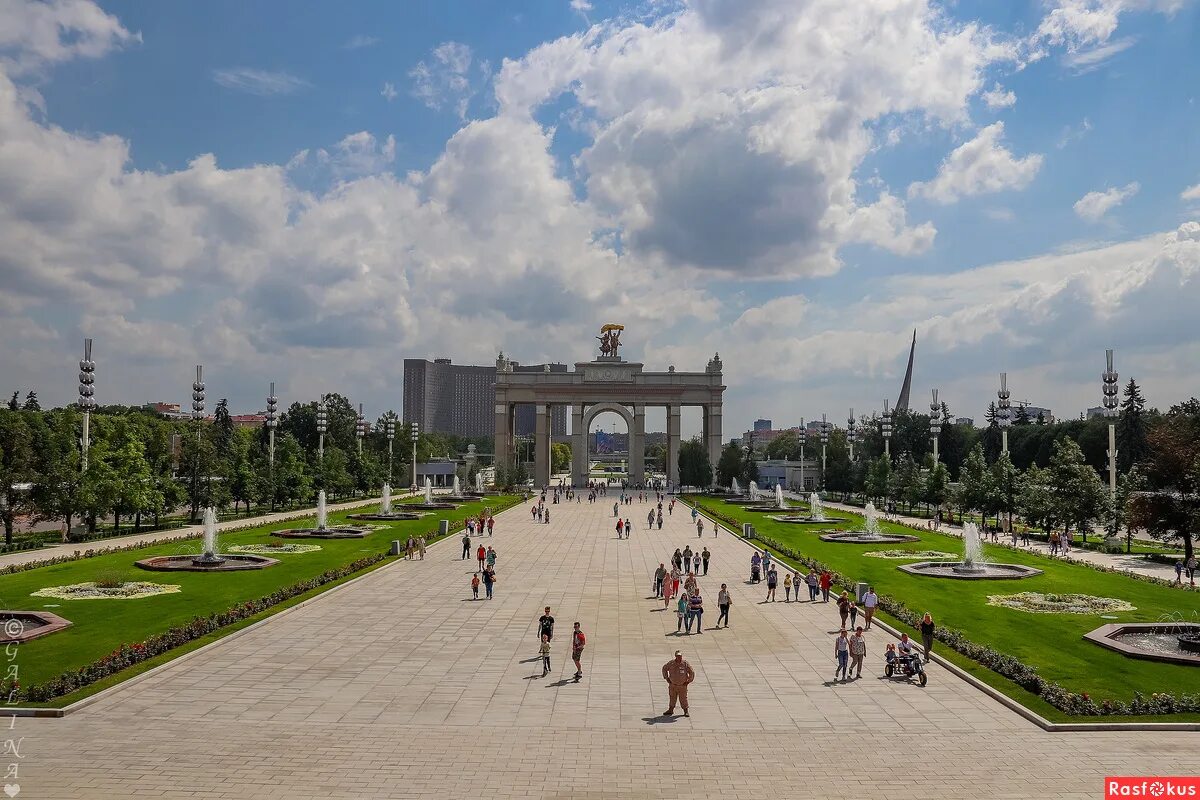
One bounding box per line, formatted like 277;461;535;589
15;491;1198;798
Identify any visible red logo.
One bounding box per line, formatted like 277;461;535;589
1107;778;1200;798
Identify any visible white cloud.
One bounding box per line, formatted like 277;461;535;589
344;35;380;50
981;83;1016;109
1181;183;1200;202
908;123;1043;204
410;41;475;119
212;67;310;96
381;82;397;101
1063;35;1138;72
1073;181;1140;221
1057;117;1092;148
1033;0;1191;70
0;0;138;74
984;207;1016;222
570;0;593;11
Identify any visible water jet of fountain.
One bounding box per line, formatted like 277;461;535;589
424;478;433;505
475;471;485;494
381;483;392;515
809;492;826;522
202;507;218;558
775;484;785;510
316;490;328;531
453;475;462;496
731;477;741;495
749;481;760;500
863;502;880;535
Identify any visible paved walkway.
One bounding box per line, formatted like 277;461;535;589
18;494;1196;798
815;497;1183;582
0;493;414;570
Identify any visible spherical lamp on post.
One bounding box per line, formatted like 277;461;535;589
356;403;366;455
819;413;829;488
997;372;1011;455
386;417;396;481
881;400;892;460
315;398;327;461
847;408;856;462
265;382;278;466
797;419;806;491
191;365;205;520
410;421;420;492
1102;349;1119;498
77;338;96;473
929;389;942;463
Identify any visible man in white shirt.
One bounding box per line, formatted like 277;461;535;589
863;587;878;630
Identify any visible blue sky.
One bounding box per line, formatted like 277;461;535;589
1;0;1198;436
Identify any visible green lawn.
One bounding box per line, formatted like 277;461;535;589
690;496;1200;715
6;495;517;697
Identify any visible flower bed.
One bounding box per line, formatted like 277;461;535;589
987;592;1136;614
32;582;181;600
863;549;957;560
228;544;322;555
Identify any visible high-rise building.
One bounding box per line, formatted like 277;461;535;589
403;358;566;437
753;418;773;431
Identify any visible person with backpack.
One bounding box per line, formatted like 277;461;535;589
461;532;472;560
571;623;586;680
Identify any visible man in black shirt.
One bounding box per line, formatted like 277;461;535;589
538;606;555;642
461;533;471;560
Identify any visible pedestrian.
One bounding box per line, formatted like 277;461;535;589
834;628;850;681
701;547;710;576
717;583;732;627
750;552;762;583
616;518;623;539
848;600;858;629
806;569;819;601
461;532;472;560
1175;559;1184;585
696;517;704;537
486;546;497;570
683;571;698;595
477;544;487;571
661;650;695;717
783;572;792;602
683;545;693;566
613;502;619;517
676;592;688;633
648;509;655;528
418;536;426;560
863;586;878;629
687;590;704;633
762;549;772;576
624;519;631;537
692;553;701;574
920;612;936;662
539;634;552;677
656;512;663;530
487;516;494;536
819;570;832;602
471;572;480;600
673;548;683;571
538;606;555;643
482;566;495;599
837;591;850;628
766;566;778;601
571;623;586;679
654;563;667;597
544;508;550;525
849;626;867;679
1187;555;1198;586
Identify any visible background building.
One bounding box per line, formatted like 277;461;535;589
753;418;773;432
403;358;566;437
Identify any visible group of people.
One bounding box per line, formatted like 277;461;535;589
462;533;498;599
1175;555;1198;586
465;513;495;537
535;606;587;680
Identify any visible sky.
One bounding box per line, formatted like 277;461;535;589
1;0;1198;438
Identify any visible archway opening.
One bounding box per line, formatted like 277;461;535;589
586;408;630;486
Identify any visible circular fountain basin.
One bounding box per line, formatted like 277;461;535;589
136;553;280;571
407;502;460;510
1084;623;1200;666
819;531;920;544
725;497;767;505
274;525;372;539
1;610;73;643
897;561;1043;579
346;511;426;521
769;515;850;525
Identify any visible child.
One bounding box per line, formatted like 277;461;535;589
783;572;792;602
471;572;480;600
885;642;897;668
540;634;552;677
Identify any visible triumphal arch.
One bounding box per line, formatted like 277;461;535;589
494;325;726;487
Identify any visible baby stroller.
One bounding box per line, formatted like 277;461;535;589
751;563;761;583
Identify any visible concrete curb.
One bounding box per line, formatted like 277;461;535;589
684;498;1200;733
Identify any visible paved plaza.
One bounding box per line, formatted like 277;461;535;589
20;494;1198;799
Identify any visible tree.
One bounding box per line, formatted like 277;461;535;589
31;411;83;541
551;442;572;474
268;433;311;509
1045;437;1108;543
645;442;667;474
1017;464;1054;533
108;436;159;533
1127;402;1200;561
0;410;37;545
22;391;39;411
764;430;801;460
923;461;950;517
823;429;853;497
6;392;18;411
716;442;744;488
1014;404;1032;425
678;438;713;488
315;447;353;498
1117;378;1149;472
864;455;892;503
955;444;992;523
226;428;258;514
982;401;1002;463
989;451;1019;533
890;455;920;512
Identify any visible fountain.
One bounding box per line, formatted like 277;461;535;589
407;477;460;510
0;610;73;643
731;478;740;495
348;483;427;521
736;480;777;508
897;522;1042;579
819;502;919;543
278;491;374;538
137;507;281;569
769;492;849;524
1085;615;1200;666
473;471;486;495
809;492;826;522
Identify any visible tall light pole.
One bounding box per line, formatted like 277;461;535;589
356;403;366;454
1102;349;1119;498
191;365;205;519
819;413;829;488
266;382;278;466
386;416;396;481
77;338;95;472
881;400;892;459
847;409;856;462
410;421;420;492
797;418;806;492
998;372;1011;455
929;389;942;463
316;398;327;461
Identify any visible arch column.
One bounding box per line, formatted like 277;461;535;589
571;403;586;486
534;404;550;488
666;404;681;488
706;402;722;486
631;404;646;485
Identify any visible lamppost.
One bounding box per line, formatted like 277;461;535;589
997;372;1011;455
847;408;856;462
266;382;278;466
386;416;396;480
356;403;366;454
77;339;95;472
1102;349;1119;498
316;397;327;461
819;413;829;488
410;421;420;492
797;418;806;492
881;400;892;459
191;365;205;519
929;389;942;463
